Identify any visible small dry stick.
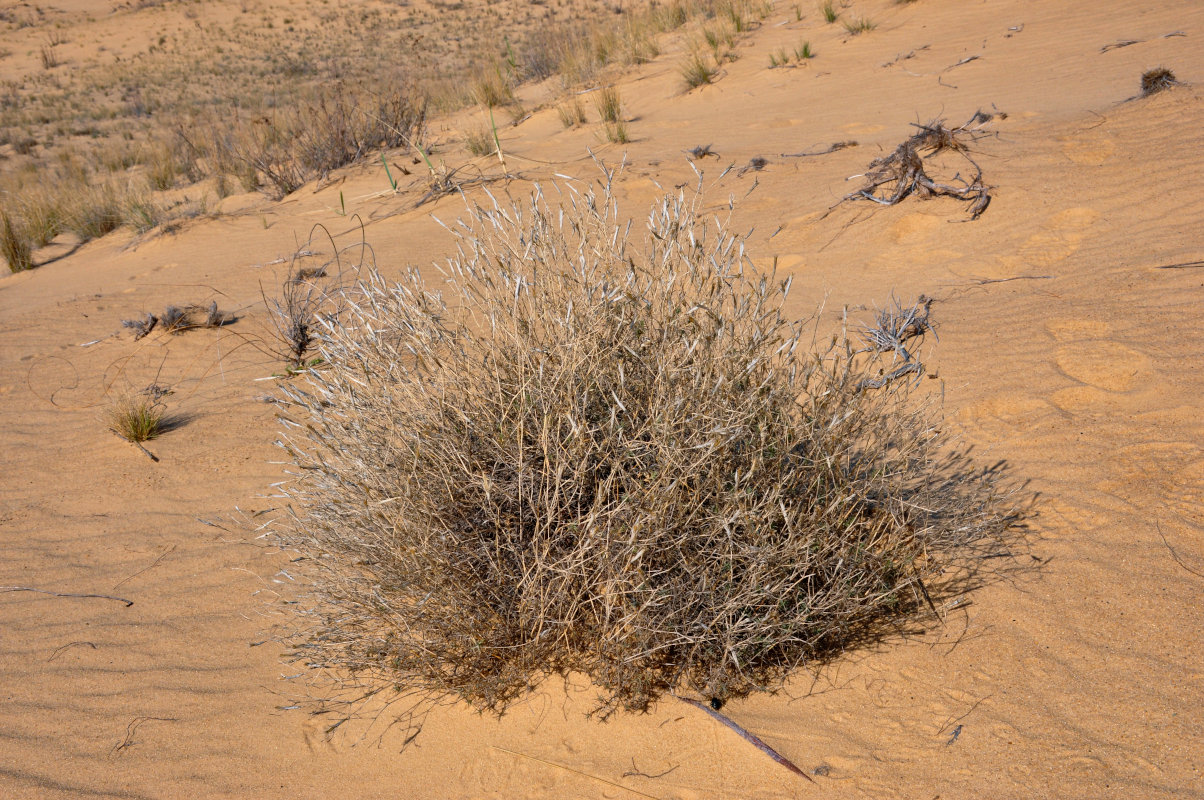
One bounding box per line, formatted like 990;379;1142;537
111;716;177;757
113;545;176;590
491;746;663;800
47;641;97;662
945;55;980;70
1157;522;1204;578
622;758;679;779
780;140;857;158
973;274;1053;285
110;430;159;462
1;586;134;607
677;696;815;783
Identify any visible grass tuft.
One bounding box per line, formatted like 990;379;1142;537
106;394;166;443
594;86;622;123
17;187;64;247
1;211;33;272
602;119;629;144
62;183;123;241
681;50;719;89
557;97;588;128
472;69;515;109
122;313;158;340
464;125;495;157
842;15;876;34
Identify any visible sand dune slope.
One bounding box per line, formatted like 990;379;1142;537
2;0;1202;797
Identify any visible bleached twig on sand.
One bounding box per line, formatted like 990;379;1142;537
677;696;815;783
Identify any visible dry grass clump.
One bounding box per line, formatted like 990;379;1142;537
842;16;876;35
122;302;234;339
1;211;33;272
681;49;720;89
106;394;167;443
59;182;122;241
513;0;720;88
1140;67;1180;97
472;69;516;109
594;86;623;123
14;186;64;248
264;225;371;372
464;125;495;157
276;175;1018;716
122;312;158;340
557;97;588;128
602;119;631;144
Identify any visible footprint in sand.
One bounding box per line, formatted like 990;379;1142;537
746;117;799;130
1045;318;1152;408
956;393;1058;438
966;208;1100;279
877;212;964;270
1059;134;1116;166
1046;319;1110;342
1014;208;1100;268
1053;340;1150;393
841;122;884;136
1096;442;1204;520
888;212;942;245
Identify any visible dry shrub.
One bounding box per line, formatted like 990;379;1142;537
276;175;1018;716
1140;67;1179;97
264;224;372;372
841;111;996;219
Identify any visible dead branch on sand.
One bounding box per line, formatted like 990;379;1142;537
831;111;997;220
854;295;935;392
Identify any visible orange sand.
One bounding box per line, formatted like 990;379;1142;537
2;1;1202;797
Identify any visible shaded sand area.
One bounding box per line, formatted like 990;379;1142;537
2;0;1203;797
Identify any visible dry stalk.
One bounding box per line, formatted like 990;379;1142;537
264;221;372;372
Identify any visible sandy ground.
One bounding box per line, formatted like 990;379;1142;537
2;0;1203;797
